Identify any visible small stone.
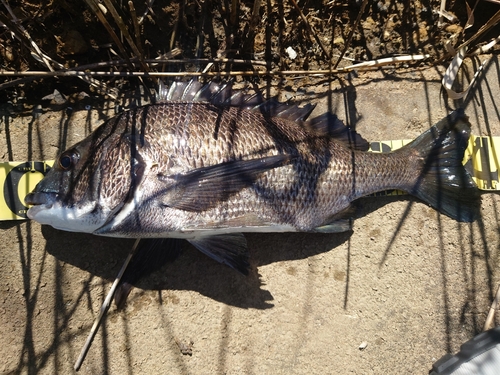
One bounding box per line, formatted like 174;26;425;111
359;341;368;350
286;46;297;60
333;36;345;45
98;3;107;14
445;24;463;34
175;338;194;355
1;45;14;62
377;1;388;13
77;91;90;100
42;90;67;105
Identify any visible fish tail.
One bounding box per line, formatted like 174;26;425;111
403;109;480;222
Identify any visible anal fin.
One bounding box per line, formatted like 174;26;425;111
312;205;355;233
188;233;250;275
312;219;352;233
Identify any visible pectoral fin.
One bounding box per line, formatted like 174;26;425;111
160;154;291;212
188;233;250;275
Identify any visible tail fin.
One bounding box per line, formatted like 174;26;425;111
404;109;481;222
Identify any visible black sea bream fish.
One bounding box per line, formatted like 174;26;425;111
25;81;480;274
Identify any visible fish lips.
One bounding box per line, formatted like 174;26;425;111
25;191;58;219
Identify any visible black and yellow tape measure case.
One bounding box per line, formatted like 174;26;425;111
0;136;499;221
0;161;53;220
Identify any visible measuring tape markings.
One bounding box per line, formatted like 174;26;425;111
466;136;499;190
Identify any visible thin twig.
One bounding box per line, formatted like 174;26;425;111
169;1;181;51
102;0;147;71
0;46;429;93
138;0;155;25
74;239;141;371
128;1;143;56
1;0;54;71
101;0;154;98
483;284;500;331
0;69;333;77
289;0;330;59
343;54;430;69
0;66;425;80
65;56;268;71
0;53;430;92
456;9;500;52
241;0;262;55
333;0;369;69
84;0;134;69
0;53;429;80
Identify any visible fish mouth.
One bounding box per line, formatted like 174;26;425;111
25;192;59;220
25;192;107;233
25;191;58;207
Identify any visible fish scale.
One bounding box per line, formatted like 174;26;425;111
142;104;386;229
25;81;480;275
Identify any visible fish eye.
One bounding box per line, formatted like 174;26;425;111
58;150;80;170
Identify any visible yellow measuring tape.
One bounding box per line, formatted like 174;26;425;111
0;136;499;221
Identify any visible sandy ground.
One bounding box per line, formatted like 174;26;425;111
1;58;500;374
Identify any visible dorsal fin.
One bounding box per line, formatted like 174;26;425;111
156;79;315;122
156;80;367;149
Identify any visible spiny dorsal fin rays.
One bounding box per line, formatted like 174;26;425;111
156;79;367;150
252;98;315;122
157;80;203;101
156;79;316;122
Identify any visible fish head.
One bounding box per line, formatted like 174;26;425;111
25;116;139;233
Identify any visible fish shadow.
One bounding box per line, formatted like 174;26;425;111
40;195;408;310
41;225;355;310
